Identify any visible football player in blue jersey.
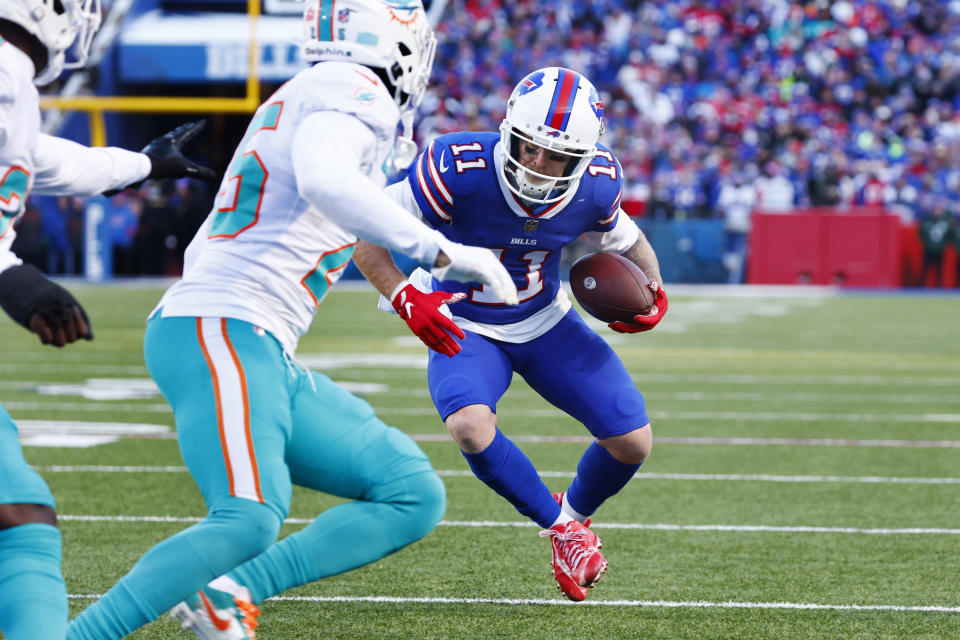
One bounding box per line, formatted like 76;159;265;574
354;66;667;601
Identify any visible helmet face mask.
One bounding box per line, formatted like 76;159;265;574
500;67;605;204
0;0;102;85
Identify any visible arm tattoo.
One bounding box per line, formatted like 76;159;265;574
621;232;663;285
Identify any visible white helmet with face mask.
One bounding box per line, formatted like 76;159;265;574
0;0;101;86
499;67;605;204
301;0;437;172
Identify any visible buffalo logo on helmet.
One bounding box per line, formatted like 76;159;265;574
517;71;545;96
589;86;604;121
338;8;351;22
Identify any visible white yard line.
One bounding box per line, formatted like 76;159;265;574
2;363;959;387
20;427;960;448
9;402;960;424
5;402;172;412
63;592;960;612
6;388;960;406
36;466;960;486
55;515;960;535
629;373;960;387
375;407;960;423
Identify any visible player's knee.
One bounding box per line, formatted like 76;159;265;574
600;424;652;465
0;503;57;531
445;404;497;453
374;470;446;545
207;497;282;560
401;470;447;542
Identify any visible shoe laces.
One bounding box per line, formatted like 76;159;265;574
539;524;599;571
235;599;261;635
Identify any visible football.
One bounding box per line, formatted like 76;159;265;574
569;252;656;323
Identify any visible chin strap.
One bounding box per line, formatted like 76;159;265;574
390;112;418;174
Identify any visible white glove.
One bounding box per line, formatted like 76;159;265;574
432;239;519;306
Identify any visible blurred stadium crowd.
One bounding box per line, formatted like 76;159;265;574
14;0;960;282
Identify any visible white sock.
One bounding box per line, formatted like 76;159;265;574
209;575;244;597
561;493;590;524
550;510;575;527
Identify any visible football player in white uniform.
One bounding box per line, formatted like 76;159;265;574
0;1;214;639
67;1;517;639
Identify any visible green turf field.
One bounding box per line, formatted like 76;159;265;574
3;284;959;639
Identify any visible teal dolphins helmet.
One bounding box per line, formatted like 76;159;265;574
301;0;436;116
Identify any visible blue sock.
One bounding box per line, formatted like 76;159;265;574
567;441;641;517
0;523;67;640
462;428;559;529
68;498;279;640
230;470;445;603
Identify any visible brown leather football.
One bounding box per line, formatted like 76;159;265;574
569;252;655;323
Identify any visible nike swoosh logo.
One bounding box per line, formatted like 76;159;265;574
404;302;414;317
353;69;379;86
199;592;233;632
438;149;449;172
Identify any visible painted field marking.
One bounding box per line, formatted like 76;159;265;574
376;407;960;423
64;592;960;613
56;514;960;536
6;359;960;388
36;466;960;486
15;421;960;448
6;402;172;413
15;420;171;447
7;381;960;406
629;373;960;387
8;402;960;425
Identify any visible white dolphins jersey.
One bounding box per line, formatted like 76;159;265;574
156;61;408;354
0;40;149;274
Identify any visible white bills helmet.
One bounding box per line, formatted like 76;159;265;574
0;0;101;86
499;67;605;204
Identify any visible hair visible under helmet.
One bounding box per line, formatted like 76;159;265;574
301;0;436;172
0;0;101;85
499;67;605;205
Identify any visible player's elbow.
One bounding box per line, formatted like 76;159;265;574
296;162;345;208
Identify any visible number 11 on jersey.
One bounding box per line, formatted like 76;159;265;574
471;249;550;304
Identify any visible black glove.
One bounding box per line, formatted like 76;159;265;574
105;120;217;196
0;264;94;346
144;120;218;182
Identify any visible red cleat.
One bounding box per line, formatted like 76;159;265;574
539;518;607;601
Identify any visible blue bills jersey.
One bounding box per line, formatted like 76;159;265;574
406;131;623;325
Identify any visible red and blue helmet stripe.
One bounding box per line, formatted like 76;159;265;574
545;68;581;132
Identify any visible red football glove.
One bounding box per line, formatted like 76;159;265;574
392;283;467;357
608;282;668;333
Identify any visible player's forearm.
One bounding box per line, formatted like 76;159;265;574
32;134;151;196
353;241;409;298
622;233;663;285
